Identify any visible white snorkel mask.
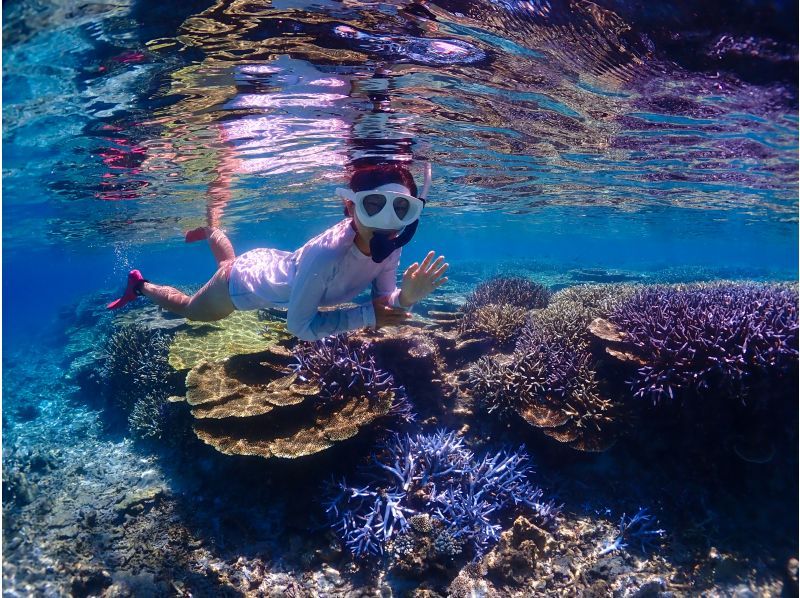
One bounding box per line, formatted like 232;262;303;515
336;162;432;263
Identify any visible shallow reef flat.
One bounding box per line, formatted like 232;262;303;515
2;277;797;597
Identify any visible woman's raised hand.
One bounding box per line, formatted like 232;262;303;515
399;251;449;307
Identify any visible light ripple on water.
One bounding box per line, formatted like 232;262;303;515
1;0;796;260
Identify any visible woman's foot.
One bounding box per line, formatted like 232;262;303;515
107;270;145;310
185;227;210;243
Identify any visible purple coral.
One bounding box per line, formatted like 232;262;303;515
463;276;551;313
291;336;413;420
608;284;798;402
324;430;556;559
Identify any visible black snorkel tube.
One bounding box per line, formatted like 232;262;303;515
370;162;431;263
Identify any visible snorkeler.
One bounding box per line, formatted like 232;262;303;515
106;162;448;341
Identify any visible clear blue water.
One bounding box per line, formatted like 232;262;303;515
3;0;797;346
2;0;798;593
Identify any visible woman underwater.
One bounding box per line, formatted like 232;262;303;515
107;161;448;341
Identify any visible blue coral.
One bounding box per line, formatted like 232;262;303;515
291;335;414;421
608;284;798;402
598;508;666;555
325;430;556;559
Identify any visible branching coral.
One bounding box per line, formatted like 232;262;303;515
325;430;556;560
607;284;799;402
468;356;519;418
291;335;414;421
522;283;639;349
462;277;551;314
100;323;182;439
458;277;550;349
597;508;666;556
470;327;619;451
461;304;530;350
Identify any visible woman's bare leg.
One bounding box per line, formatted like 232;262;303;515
185;226;236;266
140;262;236;321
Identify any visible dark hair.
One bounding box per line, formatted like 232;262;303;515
349;163;418;196
342;162;419;217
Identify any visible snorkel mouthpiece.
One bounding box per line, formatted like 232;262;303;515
368;163;431;263
370;221;419;263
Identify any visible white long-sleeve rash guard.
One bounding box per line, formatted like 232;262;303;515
227;218;404;341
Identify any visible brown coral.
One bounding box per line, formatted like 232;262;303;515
173;347;396;460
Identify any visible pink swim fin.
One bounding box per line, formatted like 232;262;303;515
185;227;209;243
107;269;145;310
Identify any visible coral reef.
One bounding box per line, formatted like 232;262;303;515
325;430;556;561
523;283;639;349
603;283;799;402
470;328;620;452
460;304;529;350
462;276;551;314
173;336;411;459
346;325;460;422
597;508;666;556
484;516;555;585
99;323;184;440
168;310;289;371
455;276;551;349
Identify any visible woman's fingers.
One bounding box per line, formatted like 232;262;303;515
419;251;435;271
432;276;449;289
432;262;449;279
425;255;445;274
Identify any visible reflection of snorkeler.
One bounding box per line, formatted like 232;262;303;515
107;161;448;341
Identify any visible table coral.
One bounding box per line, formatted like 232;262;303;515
168;310;289;371
174;336;411;459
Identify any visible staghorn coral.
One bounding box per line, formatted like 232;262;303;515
292;335;415;422
468;355;519;418
467;284;641;450
597;508;666;556
460;304;529;350
324;430;556;561
522;283;639;349
173;336;412;459
100;323;182;439
454;277;550;350
606;284;799;402
470;328;619;451
462;276;551;314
